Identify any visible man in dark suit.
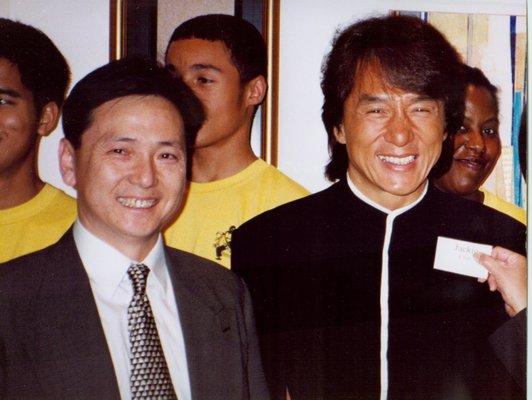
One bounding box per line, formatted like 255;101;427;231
0;57;269;400
232;15;525;400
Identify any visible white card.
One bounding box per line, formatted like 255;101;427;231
433;236;492;279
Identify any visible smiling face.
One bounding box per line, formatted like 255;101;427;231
166;38;253;150
0;58;39;176
335;61;446;210
60;95;186;260
435;84;500;196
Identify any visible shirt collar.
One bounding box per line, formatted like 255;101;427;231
346;173;428;216
73;220;168;298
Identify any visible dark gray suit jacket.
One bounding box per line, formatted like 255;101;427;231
0;230;269;400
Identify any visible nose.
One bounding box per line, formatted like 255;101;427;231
130;158;158;188
383;114;414;147
464;128;486;153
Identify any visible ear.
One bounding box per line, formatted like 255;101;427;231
244;75;267;106
334;124;347;144
59;138;77;188
36;101;60;137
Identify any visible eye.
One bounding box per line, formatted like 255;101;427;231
111;148;128;155
410;100;438;115
456;125;469;135
160;152;179;160
196;76;214;85
482;127;498;137
0;97;11;106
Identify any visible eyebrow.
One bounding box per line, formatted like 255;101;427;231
190;63;222;73
358;94;387;103
112;137;182;147
463;116;499;124
0;87;21;98
358;94;437;103
410;95;437;103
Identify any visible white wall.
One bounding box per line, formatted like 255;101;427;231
277;0;526;193
3;0;110;196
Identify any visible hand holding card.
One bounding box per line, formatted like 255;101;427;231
434;236;492;279
474;247;527;317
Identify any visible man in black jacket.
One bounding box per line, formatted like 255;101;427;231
232;14;525;400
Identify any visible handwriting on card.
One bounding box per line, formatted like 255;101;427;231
434;236;492;279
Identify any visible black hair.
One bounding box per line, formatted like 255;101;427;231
166;14;266;83
462;65;499;114
0;18;70;114
62;57;204;153
321;14;466;181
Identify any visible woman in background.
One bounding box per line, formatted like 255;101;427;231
434;65;526;223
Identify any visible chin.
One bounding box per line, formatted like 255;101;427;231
383;179;426;196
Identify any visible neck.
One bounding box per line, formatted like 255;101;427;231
462;189;484;204
79;216;158;262
433;180;484;204
190;128;257;182
347;171;427;211
119;240;156;262
0;150;44;209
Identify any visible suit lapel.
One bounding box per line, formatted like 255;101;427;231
166;250;234;400
30;231;121;399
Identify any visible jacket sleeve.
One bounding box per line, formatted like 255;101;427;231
489;308;526;390
240;279;271;400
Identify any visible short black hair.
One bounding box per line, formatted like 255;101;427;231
62;57;204;153
166;14;266;83
321;14;466;181
0;18;70;113
463;64;499;114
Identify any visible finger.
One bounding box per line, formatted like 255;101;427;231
491;246;513;260
488;276;497;292
474;252;501;277
504;303;516;318
491;246;524;266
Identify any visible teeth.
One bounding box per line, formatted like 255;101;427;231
377;155;416;165
117;197;156;208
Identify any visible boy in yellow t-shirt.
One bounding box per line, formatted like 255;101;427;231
0;19;76;262
164;15;308;268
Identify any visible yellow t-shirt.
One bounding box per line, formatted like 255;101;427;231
0;183;77;263
164;159;309;268
481;188;526;225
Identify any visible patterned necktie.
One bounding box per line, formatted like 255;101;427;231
127;263;177;399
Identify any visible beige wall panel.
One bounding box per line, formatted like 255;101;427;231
428;13;468;61
468;15;489;66
157;0;234;61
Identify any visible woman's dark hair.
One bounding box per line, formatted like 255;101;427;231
0;18;70;114
62;57;204;153
321;14;466;181
462;65;499;114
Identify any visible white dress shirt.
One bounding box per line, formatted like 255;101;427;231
73;221;191;400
